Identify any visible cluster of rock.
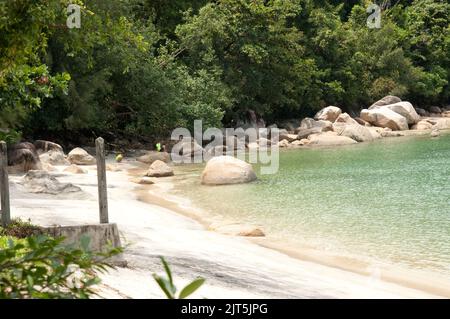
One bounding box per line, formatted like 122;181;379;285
4;141;103;195
276;96;450;148
7;141;98;175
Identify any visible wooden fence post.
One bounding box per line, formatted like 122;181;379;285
96;137;109;224
0;141;11;227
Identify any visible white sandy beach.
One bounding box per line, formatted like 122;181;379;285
7;157;442;299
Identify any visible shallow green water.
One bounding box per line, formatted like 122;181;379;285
173;134;450;276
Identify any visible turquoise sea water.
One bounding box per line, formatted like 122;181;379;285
172;134;450;276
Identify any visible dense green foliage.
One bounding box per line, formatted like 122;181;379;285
0;0;449;141
0;234;120;299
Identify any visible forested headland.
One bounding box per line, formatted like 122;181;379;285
1;0;449;146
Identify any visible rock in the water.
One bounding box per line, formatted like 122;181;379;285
308;132;358;146
431;129;440;137
279;132;298;143
382;102;420;124
64;164;87;174
39;150;70;166
238;228;265;237
67;148;96;165
369;95;402;109
360;108;409;131
411;120;433;130
278;139;290;148
366;127;383;139
314;106;342;122
332;123;374;142
34;140;63;154
7;142;42;173
213;224;265;237
380;130;405;138
431;118;450;130
20;170;81;194
136;151;170;164
335;113;359;125
201;156;256;185
135;177;155;185
146;160;174;177
292;139;309;146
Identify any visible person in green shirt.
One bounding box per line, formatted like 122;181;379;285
156;142;162;152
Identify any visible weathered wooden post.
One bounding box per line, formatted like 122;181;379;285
0;141;11;227
96;137;109;224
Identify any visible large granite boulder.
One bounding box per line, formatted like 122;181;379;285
296;127;323;140
314;106;342;122
354;117;371;126
279;132;299;143
296;118;333;139
308;132;358;146
360;108;409;131
7;142;42;173
382;102;420;124
335;113;359;125
34;140;63;154
39;150;70;166
299;118;333;131
201;156;257;185
136;151;170;164
67;148;96;165
19;170;81;194
332;123;374;142
145;160;174;177
369;95;402;109
411;120;433;130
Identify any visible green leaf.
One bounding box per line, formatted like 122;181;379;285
178;278;205;299
152;274;174;299
160;257;173;286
